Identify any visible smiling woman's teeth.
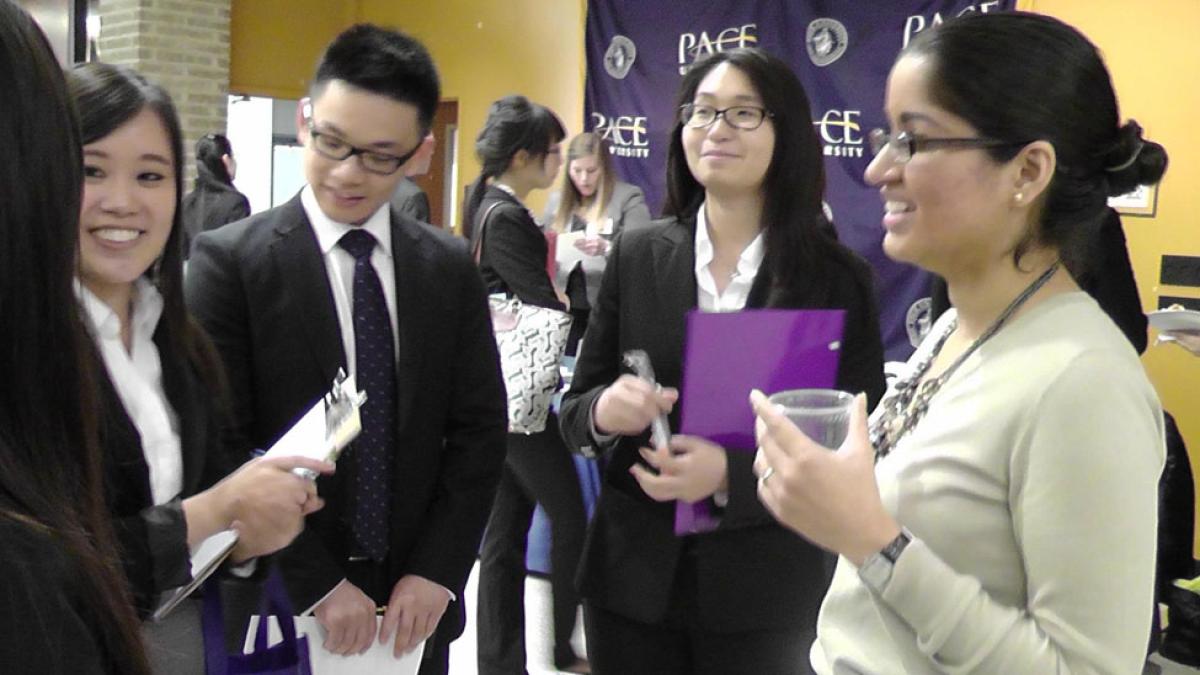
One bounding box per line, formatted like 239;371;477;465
884;201;912;214
94;228;140;242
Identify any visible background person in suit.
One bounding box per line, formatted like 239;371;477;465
186;25;508;675
68;62;331;673
391;131;435;224
0;3;150;671
543;132;652;352
558;48;886;675
466;95;590;675
181;133;250;257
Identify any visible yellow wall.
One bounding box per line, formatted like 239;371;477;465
230;0;357;100
354;0;586;226
1022;0;1200;555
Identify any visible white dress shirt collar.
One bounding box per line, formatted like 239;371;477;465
301;185;394;260
694;201;765;313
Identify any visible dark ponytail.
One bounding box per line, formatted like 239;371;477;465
195;132;235;186
464;95;565;242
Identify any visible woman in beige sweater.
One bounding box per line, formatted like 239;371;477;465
751;11;1168;675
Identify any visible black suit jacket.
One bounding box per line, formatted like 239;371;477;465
185;194;508;613
390;177;431;225
182;166;251;257
98;324;235;617
559;216;885;632
473;184;565;311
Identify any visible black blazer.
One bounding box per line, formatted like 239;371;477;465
559;216;886;632
185;195;508;612
98;323;235;617
181;166;251;256
473;184;565;311
390;177;431;225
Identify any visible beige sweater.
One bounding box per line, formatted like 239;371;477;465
813;292;1164;675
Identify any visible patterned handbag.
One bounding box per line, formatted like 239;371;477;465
489;296;572;433
472;200;573;434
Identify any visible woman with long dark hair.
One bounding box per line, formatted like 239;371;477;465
752;12;1168;674
68;62;331;672
0;3;149;672
181;132;250;254
558;48;885;674
467;95;590;674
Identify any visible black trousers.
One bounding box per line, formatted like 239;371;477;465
583;551;816;675
477;414;587;674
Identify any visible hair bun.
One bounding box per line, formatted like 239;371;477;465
1103;119;1168;197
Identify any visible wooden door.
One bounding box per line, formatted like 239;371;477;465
412;99;457;229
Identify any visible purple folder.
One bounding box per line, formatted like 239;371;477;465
675;309;844;535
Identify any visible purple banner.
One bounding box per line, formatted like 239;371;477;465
585;0;1015;360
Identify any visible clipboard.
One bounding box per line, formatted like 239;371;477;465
674;309;845;534
151;371;366;621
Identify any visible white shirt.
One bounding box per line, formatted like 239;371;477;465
78;278;183;506
694;202;764;313
301;186;400;371
299;187;455;609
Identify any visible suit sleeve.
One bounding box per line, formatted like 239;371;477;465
229;194;251;225
615;187;652;232
404;246;509;594
560;231;625;454
482;205;565;310
187;231;346;605
401;191;431;225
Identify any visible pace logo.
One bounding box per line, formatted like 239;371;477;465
604;35;637;80
905;297;933;347
806;18;849;67
677;23;758;75
591;112;650;159
812;110;865;159
903;1;1003;47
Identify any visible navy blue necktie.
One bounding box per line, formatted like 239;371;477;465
338;229;396;561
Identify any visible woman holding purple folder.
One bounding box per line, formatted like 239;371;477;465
558;47;885;675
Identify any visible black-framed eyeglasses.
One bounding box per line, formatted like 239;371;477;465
680;103;774;131
306;119;422;176
868;128;1027;164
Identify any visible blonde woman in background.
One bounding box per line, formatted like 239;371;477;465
544;133;652;350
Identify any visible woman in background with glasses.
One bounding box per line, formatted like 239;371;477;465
559;48;885;675
752;12;1167;675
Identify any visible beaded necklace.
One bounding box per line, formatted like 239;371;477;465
869;262;1061;460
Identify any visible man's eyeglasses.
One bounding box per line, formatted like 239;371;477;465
306;120;421;176
679;103;774;131
868;129;1027;164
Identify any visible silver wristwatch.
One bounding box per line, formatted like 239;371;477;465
858;528;913;593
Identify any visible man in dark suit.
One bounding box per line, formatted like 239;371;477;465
391;131;435;224
185;25;507;674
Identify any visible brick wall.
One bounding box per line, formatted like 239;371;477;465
96;0;232;186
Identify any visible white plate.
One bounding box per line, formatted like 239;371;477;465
1148;308;1200;332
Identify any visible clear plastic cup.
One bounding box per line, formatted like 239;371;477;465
767;389;854;449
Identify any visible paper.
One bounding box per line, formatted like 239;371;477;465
152;373;365;621
245;616;425;675
552;231;607;289
151;529;238;621
674;309;845;534
1148;308;1200;332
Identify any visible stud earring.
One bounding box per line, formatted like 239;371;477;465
1014;192;1024;204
